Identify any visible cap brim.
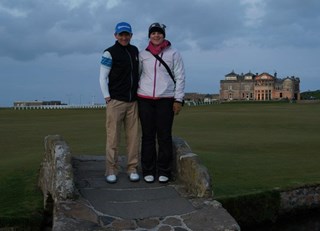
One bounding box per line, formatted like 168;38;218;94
116;29;132;34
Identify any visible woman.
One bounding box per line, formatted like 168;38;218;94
138;22;186;183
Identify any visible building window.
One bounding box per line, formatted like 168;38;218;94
269;90;272;100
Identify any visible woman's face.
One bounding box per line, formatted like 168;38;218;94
150;31;164;46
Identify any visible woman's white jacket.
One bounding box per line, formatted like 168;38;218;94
137;47;185;102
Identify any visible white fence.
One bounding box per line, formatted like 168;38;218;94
11;101;221;110
13;104;106;110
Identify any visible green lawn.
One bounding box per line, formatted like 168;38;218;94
1;102;320;227
0;108;107;228
173;103;320;198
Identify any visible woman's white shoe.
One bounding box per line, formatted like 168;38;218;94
158;176;169;183
144;175;155;183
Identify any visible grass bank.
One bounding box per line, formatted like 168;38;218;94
1;102;320;228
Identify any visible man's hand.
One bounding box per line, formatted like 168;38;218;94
105;97;111;104
173;102;182;115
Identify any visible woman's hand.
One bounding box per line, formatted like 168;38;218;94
173;102;182;115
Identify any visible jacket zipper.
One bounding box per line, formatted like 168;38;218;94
125;48;133;101
153;58;158;98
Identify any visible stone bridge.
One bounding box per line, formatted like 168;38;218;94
38;135;240;231
38;135;320;230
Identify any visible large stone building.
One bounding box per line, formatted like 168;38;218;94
220;71;300;101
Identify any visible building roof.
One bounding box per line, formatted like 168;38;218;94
225;70;238;77
244;71;255;77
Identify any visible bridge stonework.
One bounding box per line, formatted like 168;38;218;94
38;135;240;231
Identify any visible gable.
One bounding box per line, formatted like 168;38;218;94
255;73;274;80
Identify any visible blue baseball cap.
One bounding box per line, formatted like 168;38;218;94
115;22;132;34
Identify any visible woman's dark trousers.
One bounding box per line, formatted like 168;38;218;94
138;98;174;178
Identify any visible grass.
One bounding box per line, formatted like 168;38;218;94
0;109;107;228
1;102;320;227
173;103;320;198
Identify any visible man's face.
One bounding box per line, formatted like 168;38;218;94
115;32;132;46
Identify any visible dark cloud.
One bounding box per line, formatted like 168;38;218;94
0;0;319;106
0;1;108;60
2;0;319;60
245;0;320;48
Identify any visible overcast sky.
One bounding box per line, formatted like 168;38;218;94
1;0;319;106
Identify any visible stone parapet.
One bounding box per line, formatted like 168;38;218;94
173;136;212;198
38;135;79;230
280;184;320;214
38;135;77;204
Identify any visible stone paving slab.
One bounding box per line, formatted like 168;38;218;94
70;155;241;230
80;185;180;202
81;189;195;219
73;156;195;219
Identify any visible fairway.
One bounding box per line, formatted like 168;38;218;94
172;102;320;198
1;102;320;225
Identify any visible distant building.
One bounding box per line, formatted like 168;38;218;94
13;100;63;107
220;71;300;101
184;93;219;104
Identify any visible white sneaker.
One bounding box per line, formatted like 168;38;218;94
129;172;140;182
144;175;155;183
158;176;169;183
105;174;117;183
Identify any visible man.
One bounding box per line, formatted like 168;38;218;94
99;22;140;183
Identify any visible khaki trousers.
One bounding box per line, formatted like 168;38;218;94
105;100;140;175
